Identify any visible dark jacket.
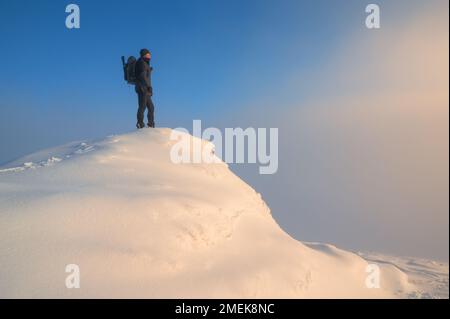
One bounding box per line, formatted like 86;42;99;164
135;57;153;95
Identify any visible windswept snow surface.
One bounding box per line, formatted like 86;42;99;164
0;128;446;298
357;252;448;299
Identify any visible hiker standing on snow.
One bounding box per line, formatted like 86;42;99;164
135;48;155;128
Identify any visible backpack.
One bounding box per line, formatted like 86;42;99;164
121;56;137;84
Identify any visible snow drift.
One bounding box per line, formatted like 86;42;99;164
0;128;421;298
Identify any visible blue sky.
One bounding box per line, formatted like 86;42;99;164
1;0;448;260
1;0;374;162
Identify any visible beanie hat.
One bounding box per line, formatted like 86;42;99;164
140;48;150;57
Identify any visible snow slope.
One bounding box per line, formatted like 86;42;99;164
0;128;443;298
357;252;448;299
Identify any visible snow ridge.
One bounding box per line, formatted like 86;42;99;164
0;128;445;298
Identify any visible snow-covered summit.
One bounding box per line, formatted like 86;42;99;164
0;128;437;298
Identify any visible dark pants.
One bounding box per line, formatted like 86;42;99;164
137;91;155;127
